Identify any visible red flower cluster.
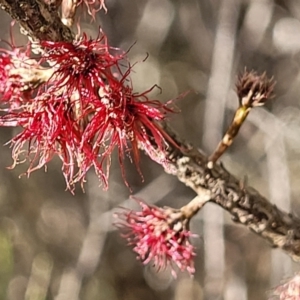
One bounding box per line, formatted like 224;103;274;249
115;199;196;277
0;31;175;191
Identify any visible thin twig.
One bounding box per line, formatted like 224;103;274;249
163;122;300;261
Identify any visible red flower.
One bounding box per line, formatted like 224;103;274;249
0;30;177;191
115;199;196;277
40;30;125;96
81;78;175;184
2;93;78;180
1;90;107;191
39;32;175;187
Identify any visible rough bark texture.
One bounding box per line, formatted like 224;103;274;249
1;0;300;262
0;0;73;42
163;123;300;261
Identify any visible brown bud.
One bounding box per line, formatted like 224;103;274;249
236;70;275;107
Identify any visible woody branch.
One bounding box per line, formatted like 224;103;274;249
1;0;300;263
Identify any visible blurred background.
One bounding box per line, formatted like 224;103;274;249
1;0;300;299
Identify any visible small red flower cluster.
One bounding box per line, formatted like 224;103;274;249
115;199;196;277
0;31;174;191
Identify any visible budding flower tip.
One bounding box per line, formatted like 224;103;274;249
236;69;276;108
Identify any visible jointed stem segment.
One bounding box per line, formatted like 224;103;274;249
208;70;275;168
208;105;250;166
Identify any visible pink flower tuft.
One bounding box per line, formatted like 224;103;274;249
115;199;196;277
